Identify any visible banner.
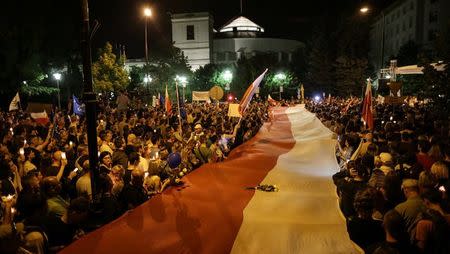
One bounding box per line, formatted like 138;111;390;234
192;91;210;102
227;103;242;118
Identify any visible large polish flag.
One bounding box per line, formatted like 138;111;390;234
60;105;362;254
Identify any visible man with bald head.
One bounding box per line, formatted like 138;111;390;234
43;150;67;181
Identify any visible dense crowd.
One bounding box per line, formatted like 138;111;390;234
0;92;269;253
307;97;450;254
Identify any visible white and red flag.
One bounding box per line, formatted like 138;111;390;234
361;80;374;130
239;69;268;115
60;106;361;254
165;85;172;115
30;111;50;125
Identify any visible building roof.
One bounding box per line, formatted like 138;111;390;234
219;16;264;33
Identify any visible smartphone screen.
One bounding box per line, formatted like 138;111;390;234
61;152;66;160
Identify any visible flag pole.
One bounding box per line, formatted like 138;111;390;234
18;92;22;111
175;81;183;136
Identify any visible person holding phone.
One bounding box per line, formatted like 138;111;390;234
43;151;68;181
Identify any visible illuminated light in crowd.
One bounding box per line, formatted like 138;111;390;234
381;121;385;124
314;95;321;102
438;94;445;98
23;81;27;85
393;121;397;124
228;95;234;101
385;74;391;79
98;151;100;157
390;116;393;121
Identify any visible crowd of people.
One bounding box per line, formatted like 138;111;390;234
2;91;449;254
0;92;269;253
307;97;450;254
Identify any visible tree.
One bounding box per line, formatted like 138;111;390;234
396;41;419;66
92;42;130;92
306;32;335;95
0;1;81;109
335;56;368;96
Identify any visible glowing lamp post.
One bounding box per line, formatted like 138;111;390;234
143;7;152;63
275;72;286;100
222;70;233;91
176;75;188;102
53;72;62;109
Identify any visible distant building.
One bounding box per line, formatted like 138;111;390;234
369;0;450;73
171;12;304;71
171;13;214;71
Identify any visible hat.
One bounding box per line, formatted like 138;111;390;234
194;124;202;129
379;152;393;163
402;179;418;188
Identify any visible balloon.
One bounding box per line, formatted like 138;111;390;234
167;152;182;169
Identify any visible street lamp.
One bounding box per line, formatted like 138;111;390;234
176;75;188;102
360;6;385;75
53;72;62;109
143;75;152;84
360;7;369;14
222;70;233;91
275;72;286;100
143;7;152;63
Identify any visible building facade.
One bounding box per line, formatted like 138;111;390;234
369;0;450;73
171;13;303;70
171;12;214;71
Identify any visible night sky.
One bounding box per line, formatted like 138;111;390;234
88;0;394;59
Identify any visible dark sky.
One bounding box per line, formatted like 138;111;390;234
89;0;394;59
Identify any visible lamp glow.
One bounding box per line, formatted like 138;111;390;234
360;7;369;13
144;8;152;17
53;73;61;80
